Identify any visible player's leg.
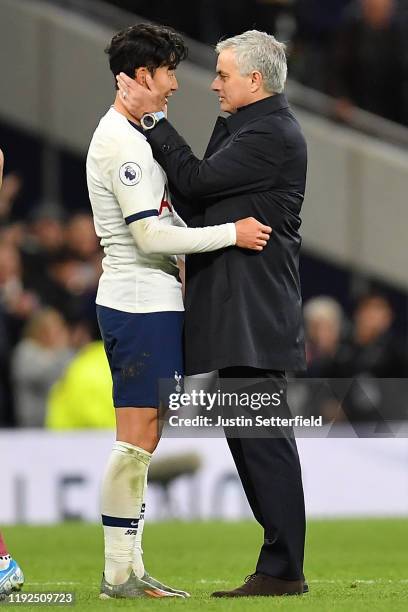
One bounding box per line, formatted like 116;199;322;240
101;408;156;587
97;307;187;598
103;407;189;598
114;406;160;581
115;406;160;453
0;532;24;597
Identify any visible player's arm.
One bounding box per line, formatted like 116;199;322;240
145;121;282;201
111;145;271;255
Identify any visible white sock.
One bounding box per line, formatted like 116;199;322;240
132;471;147;578
101;441;151;585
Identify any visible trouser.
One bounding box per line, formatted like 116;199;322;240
218;366;306;580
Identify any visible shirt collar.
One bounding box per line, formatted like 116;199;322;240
127;119;145;136
225;93;289;134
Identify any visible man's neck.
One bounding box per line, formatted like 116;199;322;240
253;91;274;103
113;93;140;124
235;91;274;113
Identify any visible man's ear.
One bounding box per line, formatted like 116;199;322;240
135;67;148;86
250;71;263;93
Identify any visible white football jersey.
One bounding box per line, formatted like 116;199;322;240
86;107;184;313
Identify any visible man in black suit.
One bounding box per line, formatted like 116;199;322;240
117;29;307;597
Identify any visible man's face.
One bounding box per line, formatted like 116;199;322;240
211;48;254;114
362;0;394;27
150;65;179;105
355;297;393;343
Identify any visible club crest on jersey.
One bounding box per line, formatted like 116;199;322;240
119;162;142;186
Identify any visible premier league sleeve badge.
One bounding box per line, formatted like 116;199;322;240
119;162;142;186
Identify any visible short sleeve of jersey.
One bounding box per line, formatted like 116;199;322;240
110;139;158;225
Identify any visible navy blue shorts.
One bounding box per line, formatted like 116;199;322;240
96;305;184;408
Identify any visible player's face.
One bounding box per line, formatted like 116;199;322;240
151;66;179;105
211;48;254;114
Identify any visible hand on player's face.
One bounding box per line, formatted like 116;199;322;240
116;68;177;120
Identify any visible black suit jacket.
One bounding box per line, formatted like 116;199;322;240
147;94;307;375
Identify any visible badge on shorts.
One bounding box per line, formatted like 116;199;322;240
119;162;142;186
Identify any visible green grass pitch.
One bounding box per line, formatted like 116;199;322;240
2;519;407;611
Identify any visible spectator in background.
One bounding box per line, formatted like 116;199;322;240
304;292;407;379
198;0;256;45
24;204;65;255
21;211;101;338
0;241;39;344
0;170;25;252
20;204;65;298
291;0;352;91
46;340;114;430
332;292;408;377
322;292;408;423
11;308;74;427
331;0;408;124
65;213;100;261
303;296;344;375
301;292;408;424
0;172;23;227
43;250;94;323
64;213;103;306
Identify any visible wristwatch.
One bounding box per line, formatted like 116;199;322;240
140;111;165;130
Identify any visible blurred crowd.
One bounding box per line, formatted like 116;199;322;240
304;293;408;378
0;169;103;427
108;0;408;126
302;292;408;423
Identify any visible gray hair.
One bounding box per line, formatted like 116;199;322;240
303;297;343;328
215;30;287;94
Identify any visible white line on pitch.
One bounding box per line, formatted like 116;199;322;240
26;578;408;587
26;582;80;586
309;579;408;584
197;579;408;585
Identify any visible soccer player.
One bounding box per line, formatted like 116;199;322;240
86;24;271;600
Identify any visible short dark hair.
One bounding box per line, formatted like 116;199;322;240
105;23;188;88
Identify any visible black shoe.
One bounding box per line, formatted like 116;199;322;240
211;573;305;598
